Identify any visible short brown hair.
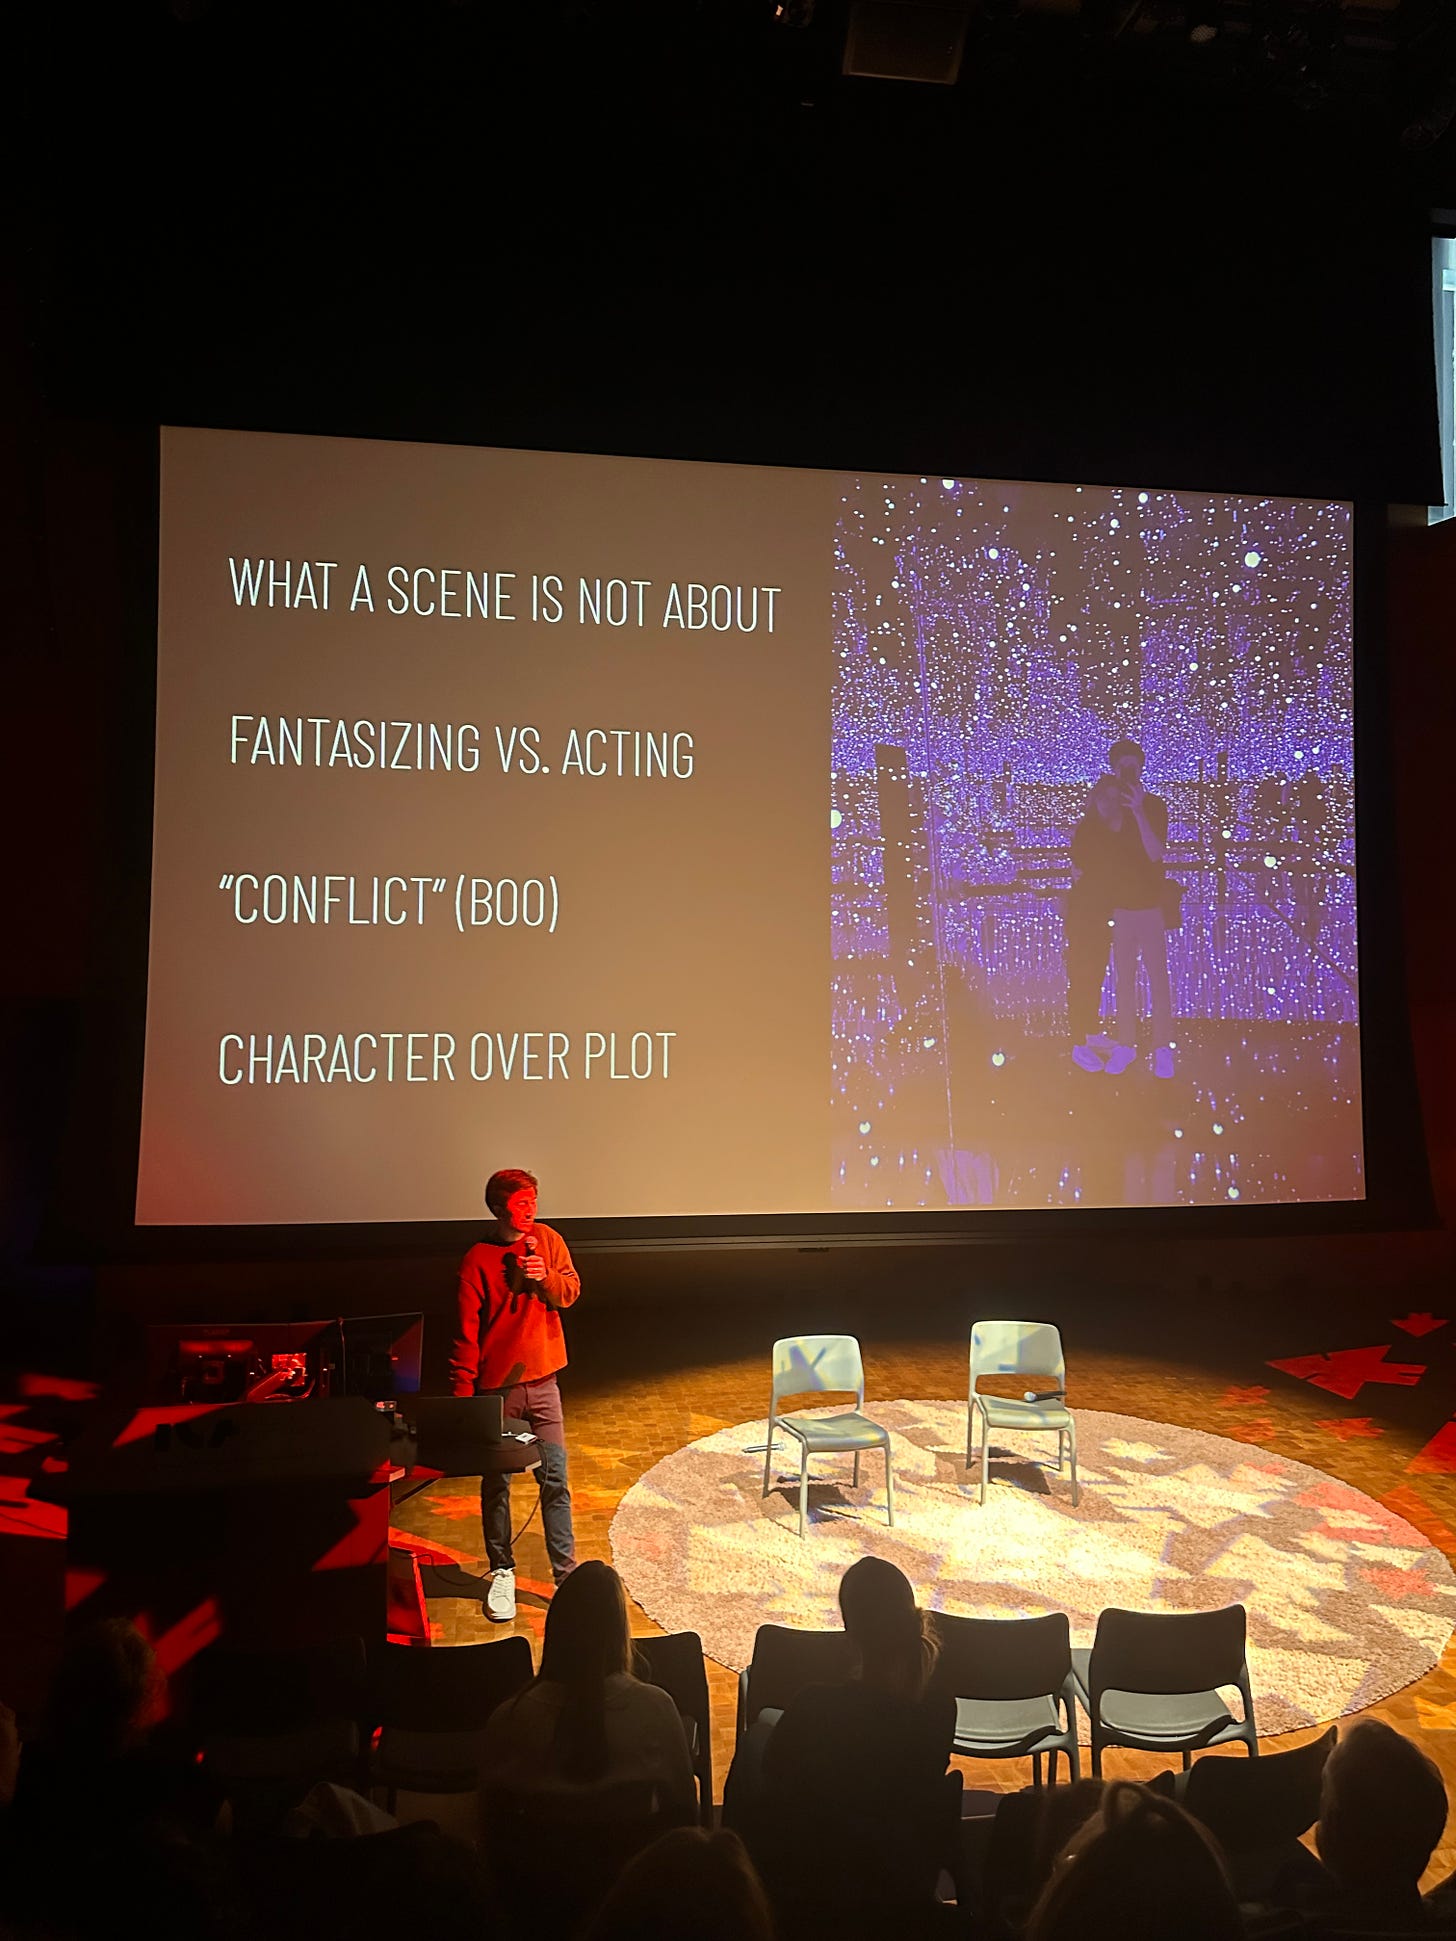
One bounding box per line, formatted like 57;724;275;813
484;1168;537;1217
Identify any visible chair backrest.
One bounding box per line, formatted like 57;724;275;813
370;1634;532;1733
770;1335;865;1414
969;1321;1066;1396
743;1623;855;1723
633;1631;708;1729
192;1635;367;1736
1089;1605;1248;1701
1180;1723;1337;1852
930;1610;1072;1703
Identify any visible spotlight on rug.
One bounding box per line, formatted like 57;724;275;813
609;1402;1456;1737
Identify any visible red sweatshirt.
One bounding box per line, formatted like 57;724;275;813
449;1221;581;1396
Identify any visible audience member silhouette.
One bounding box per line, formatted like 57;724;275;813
478;1559;695;1813
582;1826;774;1941
1024;1779;1243;1941
1315;1718;1449;1931
478;1560;696;1938
746;1556;958;1936
2;1619;233;1938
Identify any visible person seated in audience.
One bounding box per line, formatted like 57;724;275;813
1025;1779;1243;1941
478;1559;696;1818
1;1619;233;1937
979;1778;1108;1935
582;1826;774;1941
743;1556;957;1934
1313;1718;1449;1931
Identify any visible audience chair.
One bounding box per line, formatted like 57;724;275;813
1073;1604;1257;1775
967;1319;1078;1507
931;1610;1080;1786
367;1633;532;1811
736;1622;855;1743
1166;1722;1334;1852
192;1635;369;1820
762;1333;895;1538
632;1630;714;1827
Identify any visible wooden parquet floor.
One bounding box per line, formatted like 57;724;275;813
392;1303;1456;1886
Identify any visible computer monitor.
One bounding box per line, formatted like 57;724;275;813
337;1312;423;1400
145;1312;423;1405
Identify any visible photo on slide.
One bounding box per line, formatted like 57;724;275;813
829;476;1360;1210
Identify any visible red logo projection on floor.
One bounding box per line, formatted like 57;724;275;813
1267;1345;1427;1401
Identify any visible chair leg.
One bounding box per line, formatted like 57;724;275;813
1068;1420;1080;1508
761;1417;775;1500
884;1444;895;1528
1032;1752;1043;1789
966;1402;974;1473
799;1448;809;1539
853;1451;861;1490
980;1417;989;1507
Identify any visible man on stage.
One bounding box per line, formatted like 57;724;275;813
450;1167;581;1620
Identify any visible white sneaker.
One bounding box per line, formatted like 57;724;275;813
1102;1042;1137;1076
485;1567;516;1622
1071;1043;1104;1073
1152;1046;1175;1079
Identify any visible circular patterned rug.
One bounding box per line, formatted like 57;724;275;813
609;1402;1456;1738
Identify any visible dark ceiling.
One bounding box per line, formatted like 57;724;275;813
15;0;1456;497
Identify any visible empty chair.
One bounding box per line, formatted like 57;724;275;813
967;1319;1078;1507
1072;1605;1257;1776
761;1334;894;1539
735;1623;855;1742
930;1610;1080;1786
633;1631;715;1828
368;1633;532;1810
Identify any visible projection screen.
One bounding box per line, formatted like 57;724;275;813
136;427;1360;1223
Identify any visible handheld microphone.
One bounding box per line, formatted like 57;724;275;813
1024;1388;1067;1403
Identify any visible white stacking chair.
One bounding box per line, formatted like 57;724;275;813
762;1334;894;1539
967;1319;1078;1507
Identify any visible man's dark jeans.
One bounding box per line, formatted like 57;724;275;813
479;1373;576;1584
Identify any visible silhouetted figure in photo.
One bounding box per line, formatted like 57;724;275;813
1102;738;1174;1079
1067;775;1121;1071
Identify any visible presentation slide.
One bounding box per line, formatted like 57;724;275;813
136;428;1360;1224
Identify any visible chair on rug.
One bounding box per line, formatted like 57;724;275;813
632;1630;714;1827
967;1319;1078;1507
762;1333;895;1539
367;1634;532;1811
930;1610;1081;1786
735;1623;855;1743
1073;1604;1258;1775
